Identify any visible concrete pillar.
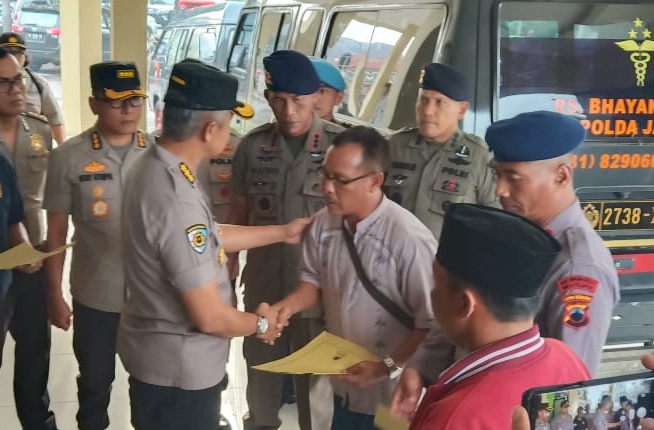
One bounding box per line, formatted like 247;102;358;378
111;0;148;130
60;0;103;136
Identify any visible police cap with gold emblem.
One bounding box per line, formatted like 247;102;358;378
263;50;321;95
486;111;586;162
0;32;26;50
164;58;254;119
436;203;561;298
420;63;470;102
90;61;147;101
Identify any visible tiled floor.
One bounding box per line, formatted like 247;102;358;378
0;253;302;430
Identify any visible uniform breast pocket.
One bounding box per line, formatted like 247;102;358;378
209;163;232;207
384;170;413;206
301;176;325;216
79;181;119;222
428;177;471;215
27;151;49;173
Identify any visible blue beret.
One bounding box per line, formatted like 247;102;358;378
437;204;561;298
420;63;470;102
486;111;587;162
308;57;346;91
263;50;321;95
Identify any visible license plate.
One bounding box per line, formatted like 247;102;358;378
26;32;43;41
581;201;654;231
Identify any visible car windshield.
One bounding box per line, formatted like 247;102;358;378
19;10;59;27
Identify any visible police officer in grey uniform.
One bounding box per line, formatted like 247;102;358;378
117;58;310;430
43;61;153;430
486;111;619;377
0;47;58;430
229;50;343;430
0;33;66;145
386;63;497;237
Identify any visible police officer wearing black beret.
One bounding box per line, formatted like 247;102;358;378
117;59;312;430
228;49;343;430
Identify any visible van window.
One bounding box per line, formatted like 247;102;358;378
166;29;190;66
154;29;172;61
497;2;654;141
324;6;445;130
230;11;256;72
186;28;217;62
295;8;324;55
215;24;235;69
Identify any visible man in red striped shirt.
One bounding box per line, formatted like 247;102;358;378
409;203;590;430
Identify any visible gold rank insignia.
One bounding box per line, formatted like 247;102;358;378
92;132;102;150
30;134;44;152
219;248;226;265
137;131;146;148
419;69;425;84
179;162;195;184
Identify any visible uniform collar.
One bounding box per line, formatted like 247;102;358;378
438;325;543;385
546;199;583;239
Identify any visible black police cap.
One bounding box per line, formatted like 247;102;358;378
164;58;254;119
90;61;146;101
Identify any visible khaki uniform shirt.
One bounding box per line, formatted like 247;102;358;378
117;144;232;390
537;200;620;377
197;131;241;223
24;70;64;125
43;127;153;312
386;128;498;239
0;112;51;245
231;115;343;317
300;197;437;415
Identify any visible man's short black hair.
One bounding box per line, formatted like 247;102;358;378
448;271;540;322
331;126;390;172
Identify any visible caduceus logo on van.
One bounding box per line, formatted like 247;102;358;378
615;18;654;87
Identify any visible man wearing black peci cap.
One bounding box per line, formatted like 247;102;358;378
117;58;313;430
227;49;343;430
43;61;154;430
408;204;590;430
0;32;66;145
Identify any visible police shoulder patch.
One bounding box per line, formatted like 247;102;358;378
22;111;49;124
186;224;208;254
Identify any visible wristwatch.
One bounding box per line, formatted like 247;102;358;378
256;315;269;335
382;356;403;379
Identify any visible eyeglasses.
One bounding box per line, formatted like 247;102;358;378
0;75;24;93
316;165;377;186
100;96;145;109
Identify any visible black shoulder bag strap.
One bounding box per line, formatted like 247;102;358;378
341;224;415;330
25;68;44;98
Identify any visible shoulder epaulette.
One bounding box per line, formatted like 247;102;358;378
461;131;490;149
396;125;418;134
244;122;274;138
22;111;49;124
323;120;345;133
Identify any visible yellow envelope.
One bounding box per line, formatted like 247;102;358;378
0;242;74;270
374;405;410;430
252;331;378;374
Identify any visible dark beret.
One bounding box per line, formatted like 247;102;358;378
90;61;146;100
419;63;470;102
486;111;587;162
0;32;26;50
164;58;254;118
437;204;561;298
263;50;320;95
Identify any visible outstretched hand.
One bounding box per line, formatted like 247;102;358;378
283;217;314;244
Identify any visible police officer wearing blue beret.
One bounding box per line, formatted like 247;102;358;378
117;59;312;430
228;50;343;430
486;110;619;377
308;56;346;126
386;63;498;238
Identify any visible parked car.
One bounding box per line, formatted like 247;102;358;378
11;0;111;70
148;0;174;26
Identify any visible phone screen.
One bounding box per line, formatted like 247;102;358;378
523;372;654;430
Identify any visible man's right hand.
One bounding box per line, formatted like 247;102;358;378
48;295;72;331
255;302;286;345
390;366;423;421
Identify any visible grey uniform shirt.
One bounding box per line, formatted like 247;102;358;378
537;200;620;377
117;144;233;390
300;196;437;415
231;115;343;317
197;131;241;223
552;415;574;430
42;127;153;312
0;113;52;245
24;70;64;125
386;128;498;240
